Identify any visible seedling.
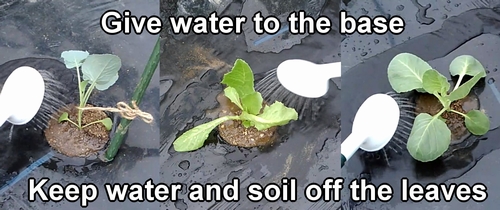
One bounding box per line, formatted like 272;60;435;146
388;53;490;162
58;50;122;131
173;59;299;152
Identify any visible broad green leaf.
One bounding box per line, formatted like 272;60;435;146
61;50;89;69
58;112;69;123
447;71;486;101
100;117;113;131
240;101;298;130
422;69;450;94
221;59;255;97
173;116;236;152
82;54;122;91
465;110;490;135
449;55;486;78
388;53;432;93
407;113;451;162
241;92;263;115
223;87;243;110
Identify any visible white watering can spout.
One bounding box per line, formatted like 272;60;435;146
341;94;401;167
276;59;341;98
0;66;45;127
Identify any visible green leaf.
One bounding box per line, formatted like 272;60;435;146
449;55;486;78
242;121;252;128
447;71;486;101
58;112;69;123
79;80;89;91
241;92;263;115
240;102;298;130
407;113;451;162
61;50;89;69
465;110;490;135
422;69;450;94
82;54;122;91
221;59;255;98
173;116;235;152
223;87;243;110
100;117;113;131
387;53;432;93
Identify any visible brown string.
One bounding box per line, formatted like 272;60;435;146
78;101;153;123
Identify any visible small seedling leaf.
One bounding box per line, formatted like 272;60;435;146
422;69;450;95
223;87;243;110
449;55;486;78
221;59;255;98
407;113;451;162
241;92;263;115
100;117;113;131
388;53;432;93
61;50;89;69
82;54;121;91
242;121;252;128
465;110;490;135
240;102;298;130
447;71;486;101
58;112;69;123
173;117;233;152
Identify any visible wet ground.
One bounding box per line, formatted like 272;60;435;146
0;0;159;209
161;0;340;209
342;0;500;209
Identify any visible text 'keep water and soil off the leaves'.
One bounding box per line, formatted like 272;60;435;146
27;178;343;207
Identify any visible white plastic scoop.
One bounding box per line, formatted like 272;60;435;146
0;66;45;127
276;59;341;98
341;93;401;167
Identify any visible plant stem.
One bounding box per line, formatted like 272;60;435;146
453;75;464;91
81;120;103;129
103;36;160;162
75;60;84;128
450;109;468;118
78;82;97;129
66;119;80;128
434;108;447;119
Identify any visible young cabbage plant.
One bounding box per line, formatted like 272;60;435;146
173;59;299;152
58;50;122;131
388;53;490;162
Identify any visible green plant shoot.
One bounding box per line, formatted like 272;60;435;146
58;50;122;131
173;59;299;152
388;53;490;162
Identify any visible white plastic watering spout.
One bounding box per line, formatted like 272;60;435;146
0;66;45;127
341;94;401;167
276;59;341;98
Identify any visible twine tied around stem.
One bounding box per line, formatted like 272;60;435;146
78;101;154;123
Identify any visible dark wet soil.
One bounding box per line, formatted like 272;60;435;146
45;104;110;157
216;93;277;147
415;93;479;143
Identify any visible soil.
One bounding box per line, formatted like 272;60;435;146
216;93;278;147
415;93;479;143
44;104;111;157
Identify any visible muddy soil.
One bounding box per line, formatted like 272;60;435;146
216;93;277;147
415;93;479;143
45;104;110;157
